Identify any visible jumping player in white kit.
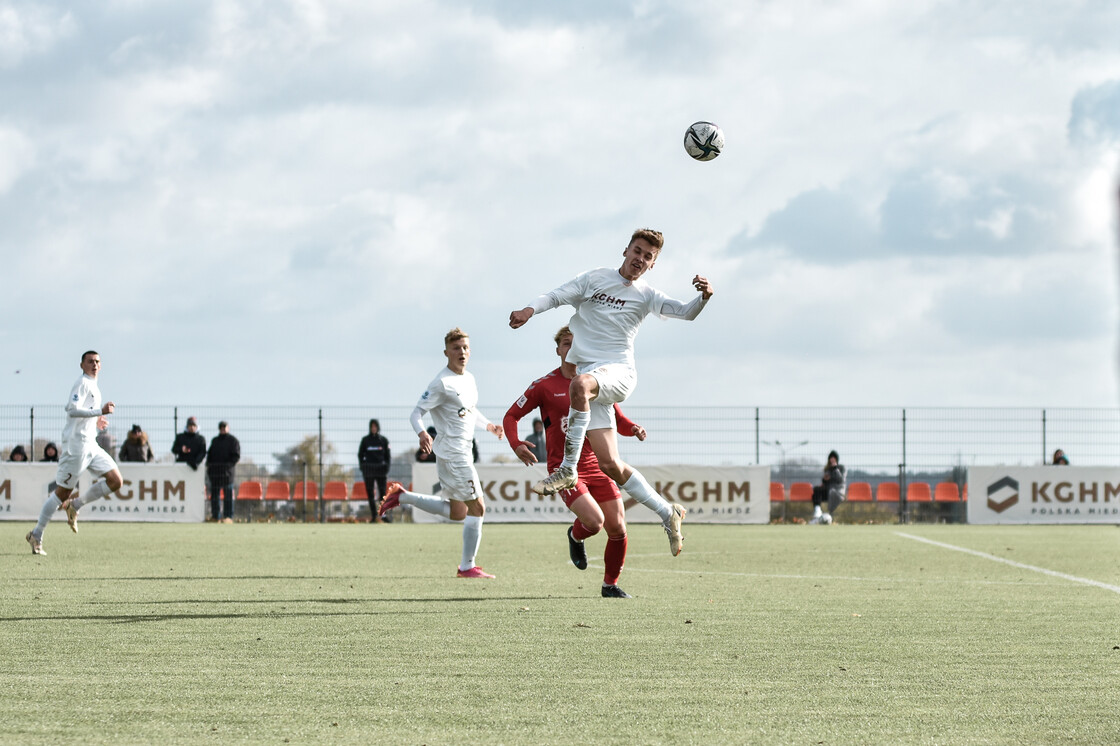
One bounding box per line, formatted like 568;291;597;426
377;328;505;578
25;350;125;555
508;228;714;556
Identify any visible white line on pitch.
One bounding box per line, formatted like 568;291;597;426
895;531;1120;596
620;567;1051;587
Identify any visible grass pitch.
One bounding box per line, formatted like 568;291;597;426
2;521;1119;745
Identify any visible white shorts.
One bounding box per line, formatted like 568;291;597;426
577;362;637;430
55;444;116;490
437;459;483;503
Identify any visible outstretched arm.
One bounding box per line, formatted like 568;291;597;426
614;404;647;441
659;275;714;320
509;307;534;329
510;273;589;329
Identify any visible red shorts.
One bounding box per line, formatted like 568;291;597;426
560;470;621;509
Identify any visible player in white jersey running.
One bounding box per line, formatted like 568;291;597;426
508;228;714;556
25;351;125;555
377;328;505;578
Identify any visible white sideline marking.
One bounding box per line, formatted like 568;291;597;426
896;532;1120;596
621;567;1051;587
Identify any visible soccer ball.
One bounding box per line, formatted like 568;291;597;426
821;513;833;525
684;121;724;161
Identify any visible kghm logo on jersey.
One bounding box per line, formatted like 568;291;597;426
591;292;626;310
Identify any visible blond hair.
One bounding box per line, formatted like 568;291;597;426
630;228;664;252
444;327;469;346
554;326;572;346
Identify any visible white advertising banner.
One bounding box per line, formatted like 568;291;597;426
968;466;1120;524
410;464;769;524
0;463;206;523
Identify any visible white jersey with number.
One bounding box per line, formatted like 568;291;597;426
60;374;103;456
410;368;492;462
530;267;708;368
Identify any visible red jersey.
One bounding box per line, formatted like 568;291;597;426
504;368;638;473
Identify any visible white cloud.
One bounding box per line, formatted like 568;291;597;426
1;1;1119;411
0;2;75;68
0;126;34;192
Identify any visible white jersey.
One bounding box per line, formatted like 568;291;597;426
530;267;708;368
410;367;493;462
60;374;103;456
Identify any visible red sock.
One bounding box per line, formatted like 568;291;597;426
603;534;627;585
571;519;597;542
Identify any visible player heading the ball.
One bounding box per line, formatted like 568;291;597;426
508;228;714;556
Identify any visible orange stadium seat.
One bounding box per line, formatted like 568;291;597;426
934;482;961;502
264;481;290;503
263;481;290;518
293;481;319;501
847;482;873;502
770;481;787;520
236;481;263;521
789;483;813;502
907;483;932;502
876;482;900;502
237;481;263;501
322;481;348;520
351;481;369;502
323;481;347;501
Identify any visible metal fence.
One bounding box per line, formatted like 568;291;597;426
3;405;1118;490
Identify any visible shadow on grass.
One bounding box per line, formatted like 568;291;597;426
2;595;580;624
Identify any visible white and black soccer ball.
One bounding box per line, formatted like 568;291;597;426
821;513;833;525
684;121;724;161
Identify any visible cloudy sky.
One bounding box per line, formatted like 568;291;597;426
2;0;1119;412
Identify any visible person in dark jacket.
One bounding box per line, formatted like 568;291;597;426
358;418;391;522
8;444;28;462
41;442;59;462
207;421;241;522
172;416;207;471
809;450;847;525
118;424;154;462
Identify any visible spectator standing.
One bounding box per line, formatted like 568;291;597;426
118;424;154;462
207;421;241;523
41;442;59;462
1052;449;1069;465
809;450;847;525
358;419;391;522
172;416;207;471
9;444;28;462
524;418;547;464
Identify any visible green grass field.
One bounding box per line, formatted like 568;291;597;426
3;521;1119;745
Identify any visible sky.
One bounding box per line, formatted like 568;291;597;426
2;0;1120;411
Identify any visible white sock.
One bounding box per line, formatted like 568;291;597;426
460;515;483;571
71;479;115;510
620;470;672;523
33;494;62;538
812;505;822;518
560;408;590;471
399;490;451;518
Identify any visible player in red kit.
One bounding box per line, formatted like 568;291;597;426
504;326;646;599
